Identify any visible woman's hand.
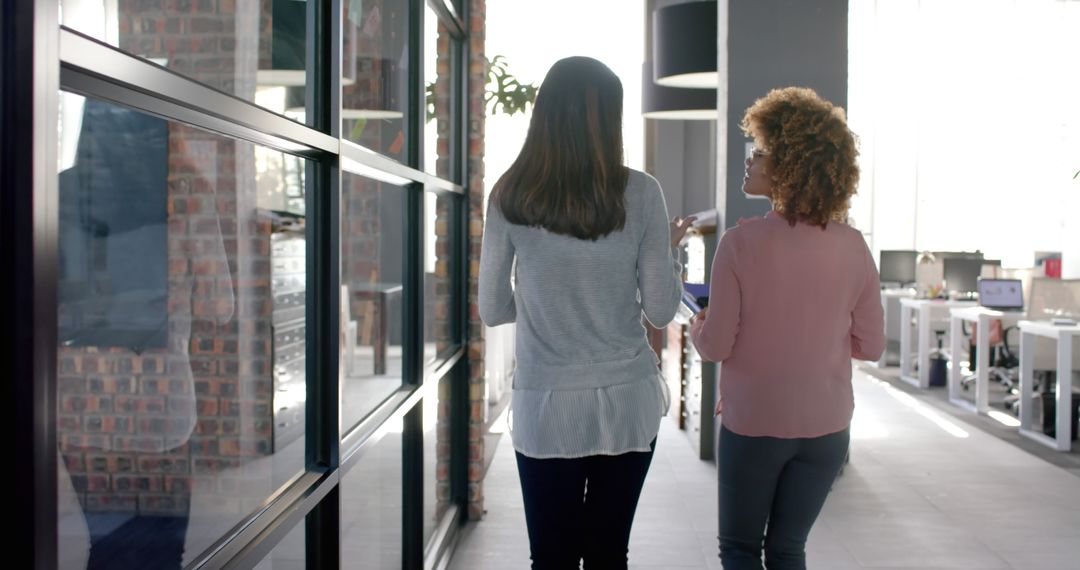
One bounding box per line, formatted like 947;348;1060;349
670;216;697;248
690;306;708;325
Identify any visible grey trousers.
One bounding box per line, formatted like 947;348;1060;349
717;425;850;570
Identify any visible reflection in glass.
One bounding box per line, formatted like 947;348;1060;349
56;93;306;568
253;521;305;570
423;4;453;177
423;375;452;543
423;191;456;365
342;0;410;160
59;0;311;125
341;173;405;431
341;422;403;569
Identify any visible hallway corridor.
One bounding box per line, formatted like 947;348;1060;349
449;368;1080;569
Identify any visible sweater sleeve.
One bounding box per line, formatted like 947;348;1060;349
850;238;886;361
690;231;740;362
478;200;517;326
637;177;683;328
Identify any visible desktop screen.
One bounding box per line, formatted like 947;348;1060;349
933;251;984;261
879;250;917;284
944;258;983;294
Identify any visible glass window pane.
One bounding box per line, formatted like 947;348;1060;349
423;375;453;544
423;4;452;177
342;0;411;161
56;93;308;567
59;0;314;126
341;421;403;569
424;191;457;365
253;521;305;570
341;172;405;431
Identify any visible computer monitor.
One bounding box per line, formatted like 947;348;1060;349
933;251;984;262
879;250;918;285
978;278;1024;311
944;257;983;294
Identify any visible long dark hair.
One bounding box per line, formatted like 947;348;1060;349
492;56;628;241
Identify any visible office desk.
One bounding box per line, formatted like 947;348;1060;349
874;289;917;368
947;306;1024;413
1017;320;1080;452
899;298;977;388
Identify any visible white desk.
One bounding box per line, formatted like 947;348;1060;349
947;306;1025;413
1017;320;1080;452
874;289;917;368
899;298;977;388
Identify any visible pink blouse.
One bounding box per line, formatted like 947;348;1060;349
690;212;885;438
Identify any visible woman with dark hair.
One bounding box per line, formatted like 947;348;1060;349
479;56;693;568
690;87;885;569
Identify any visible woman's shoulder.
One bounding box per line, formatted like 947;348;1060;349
826;219;870;243
623;168;663;208
624;168;658;192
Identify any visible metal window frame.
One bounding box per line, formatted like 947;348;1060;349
7;1;61;569
13;0;474;566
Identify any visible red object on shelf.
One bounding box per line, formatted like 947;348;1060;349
1045;258;1062;278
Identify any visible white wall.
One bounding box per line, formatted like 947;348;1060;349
848;0;1080;272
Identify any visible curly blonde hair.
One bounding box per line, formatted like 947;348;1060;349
741;87;859;229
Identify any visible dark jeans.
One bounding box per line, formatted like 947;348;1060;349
717;425;849;570
515;440;656;570
86;512;190;569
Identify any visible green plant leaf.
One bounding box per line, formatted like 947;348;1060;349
423;54;538;122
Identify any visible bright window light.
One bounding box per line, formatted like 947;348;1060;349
850;407;890;440
988;410;1022;427
489;405;511;435
486;0;645;205
881;383;971;439
849;0;1080;272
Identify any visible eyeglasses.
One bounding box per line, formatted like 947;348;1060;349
746;148;769;164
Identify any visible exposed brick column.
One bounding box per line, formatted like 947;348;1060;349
432;18;454;524
466;0;487;521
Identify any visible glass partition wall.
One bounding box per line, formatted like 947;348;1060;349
10;1;470;568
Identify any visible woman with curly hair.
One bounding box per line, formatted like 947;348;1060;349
690;87;885;569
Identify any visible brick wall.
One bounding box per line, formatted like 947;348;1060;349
430;0;487;522
466;0;487;521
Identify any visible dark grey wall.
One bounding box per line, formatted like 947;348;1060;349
722;0;848;228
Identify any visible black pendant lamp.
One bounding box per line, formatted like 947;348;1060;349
653;1;718;89
641;62;717;120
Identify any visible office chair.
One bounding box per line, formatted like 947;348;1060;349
957;319;1014;386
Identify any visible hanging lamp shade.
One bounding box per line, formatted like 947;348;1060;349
653;1;718;89
641;62;717;120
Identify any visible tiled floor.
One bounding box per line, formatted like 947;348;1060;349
448;368;1080;569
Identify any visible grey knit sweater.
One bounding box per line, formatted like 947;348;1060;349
479;169;682;458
